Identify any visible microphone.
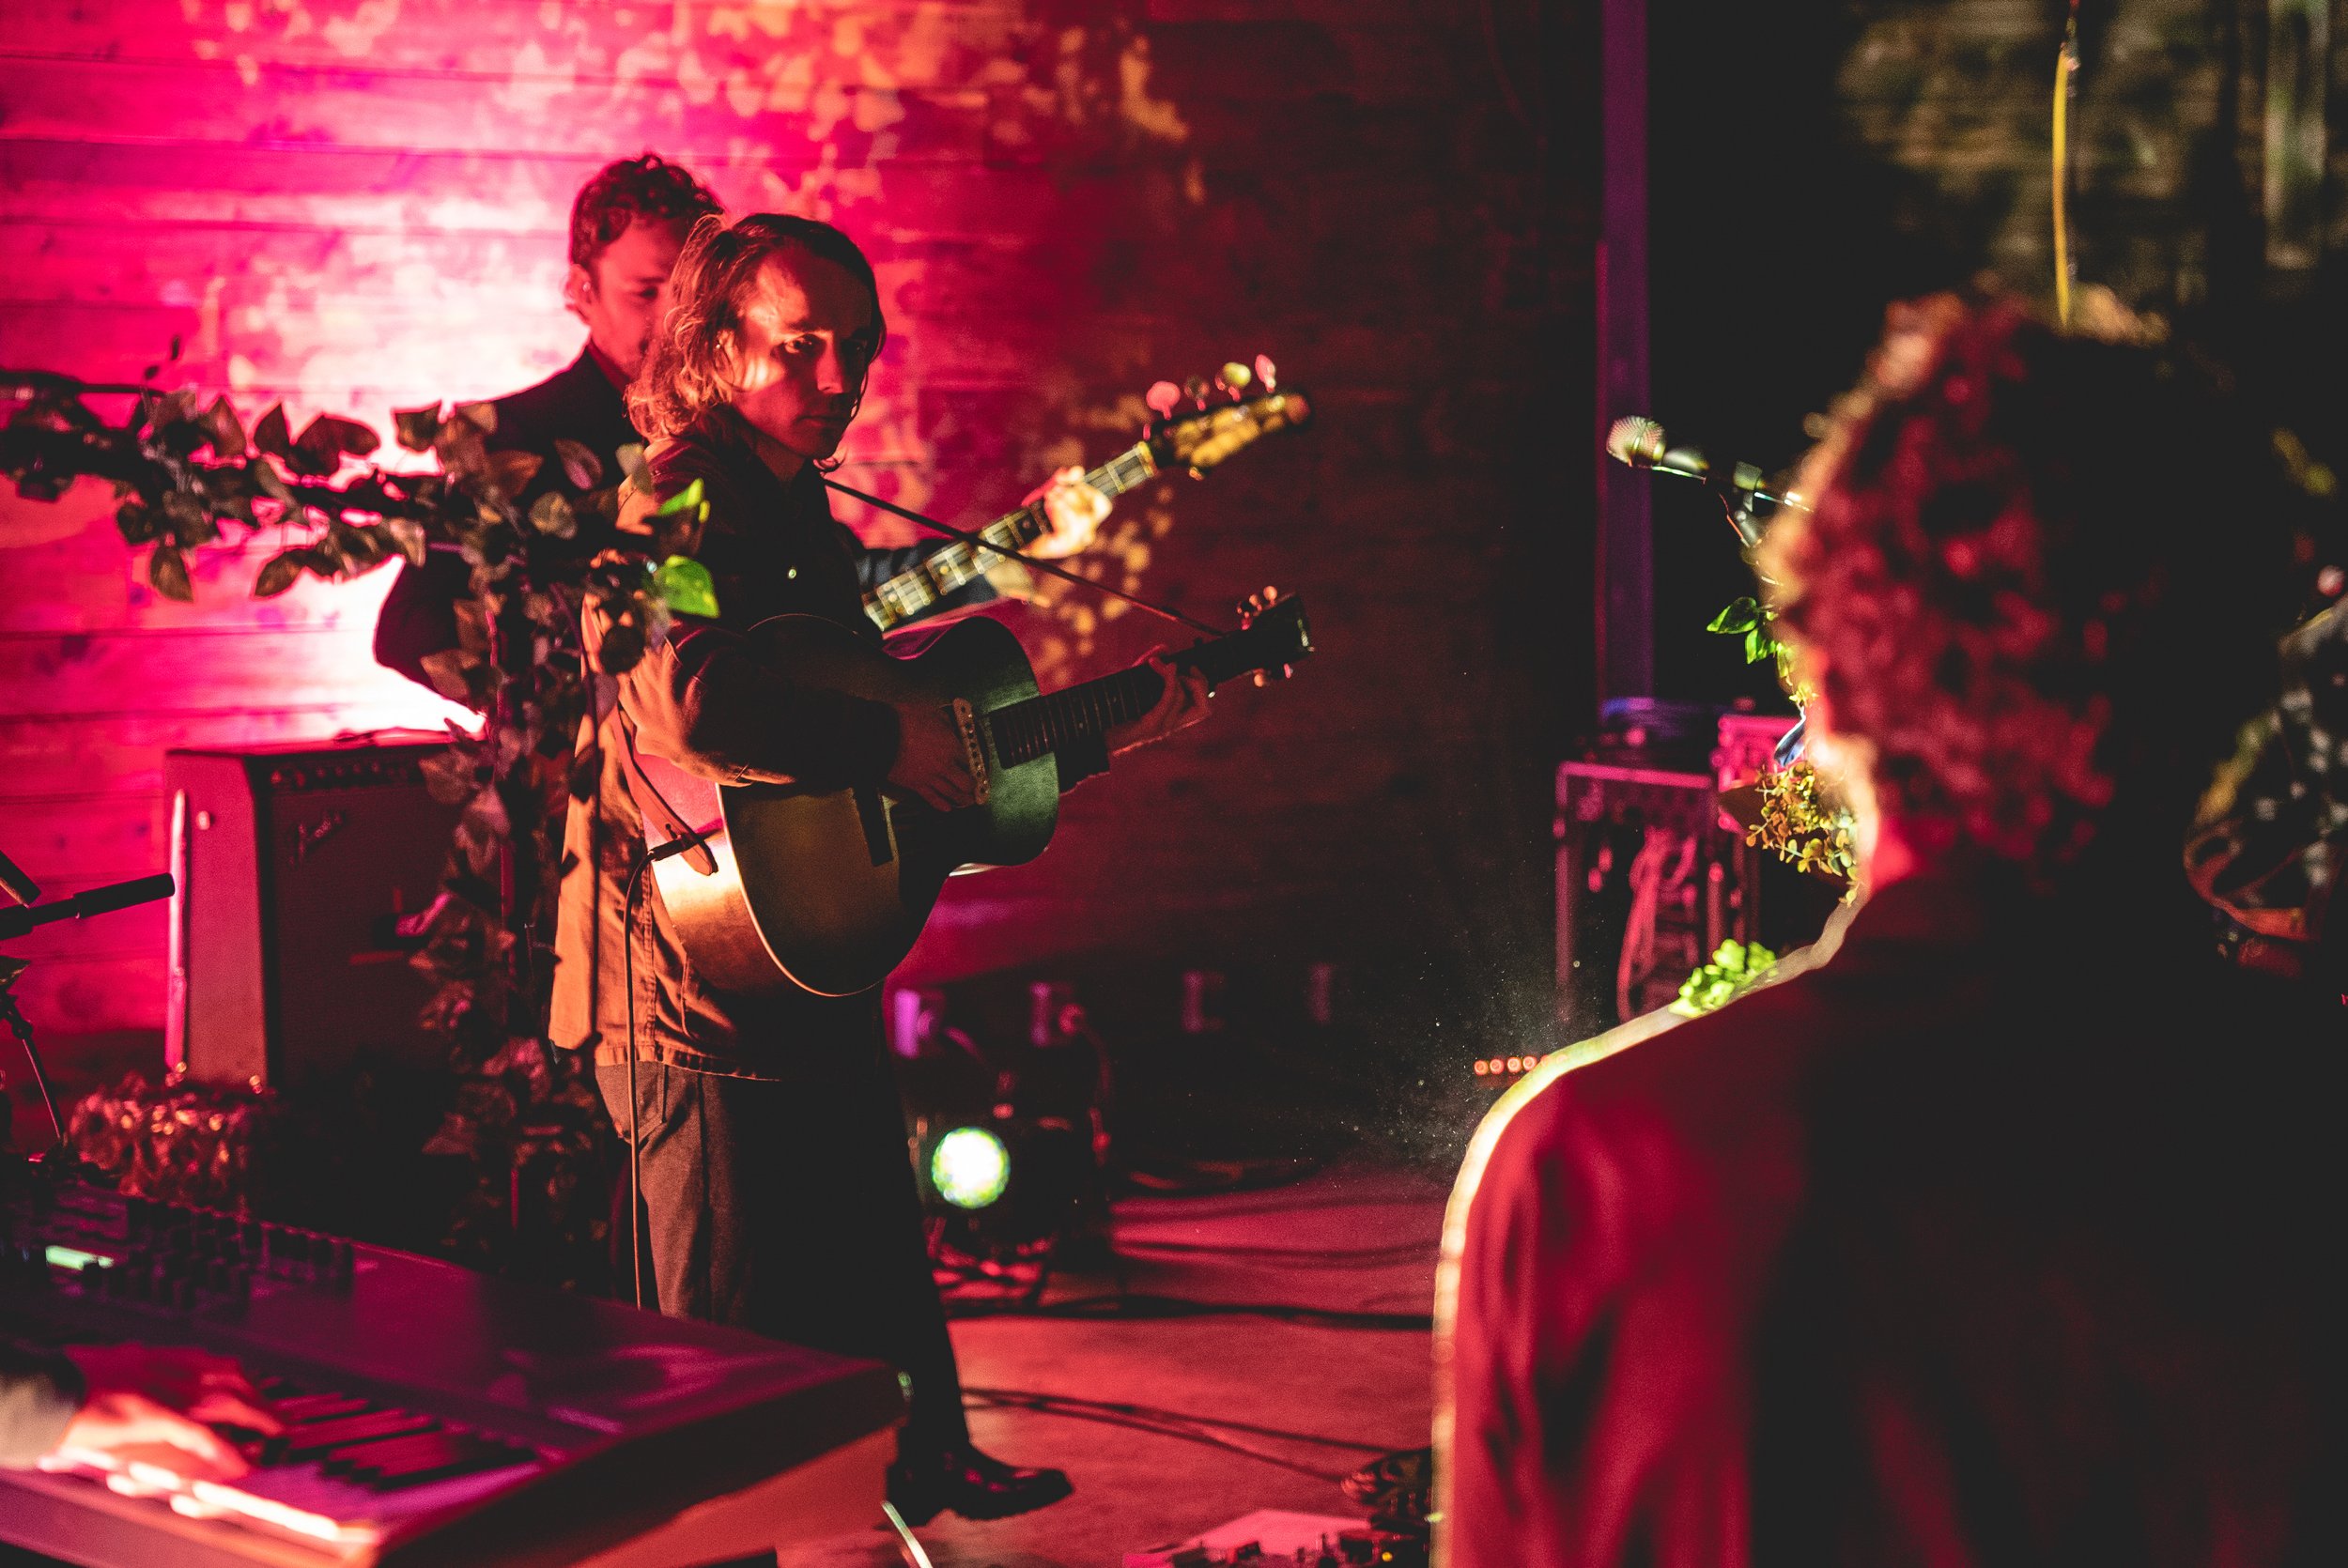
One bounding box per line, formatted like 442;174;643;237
1605;415;1805;514
0;873;175;942
0;846;39;908
1605;416;1713;481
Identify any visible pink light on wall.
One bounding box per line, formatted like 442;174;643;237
0;0;1203;1038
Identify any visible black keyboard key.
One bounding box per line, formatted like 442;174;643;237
281;1410;439;1459
364;1440;520;1491
329;1431;461;1477
275;1393;373;1422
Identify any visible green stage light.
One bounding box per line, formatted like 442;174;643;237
930;1126;1012;1210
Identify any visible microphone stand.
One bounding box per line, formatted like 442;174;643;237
0;869;178;1152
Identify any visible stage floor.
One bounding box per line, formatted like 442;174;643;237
785;1158;1446;1568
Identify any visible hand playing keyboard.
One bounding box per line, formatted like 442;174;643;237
58;1345;281;1482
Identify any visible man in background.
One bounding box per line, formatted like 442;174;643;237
373;154;722;700
1437;298;2340;1564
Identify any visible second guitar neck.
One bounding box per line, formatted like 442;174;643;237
861;443;1159;632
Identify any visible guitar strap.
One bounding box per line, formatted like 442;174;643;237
615;715;720;876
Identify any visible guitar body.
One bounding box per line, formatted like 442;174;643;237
646;613;1061;997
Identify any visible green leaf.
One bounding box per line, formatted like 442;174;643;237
114;500;161;546
162;491;217;547
330;519;387;568
148;545;193;602
481;449;543;500
149;389;201;432
596;620;646;674
294;413;380;469
386;515;429;566
528;491;579;538
551;438;603;491
250;403;291;457
1707;597;1760;635
392;404;443;453
652;555;720;619
615;442;649;490
248;458;294;506
200;395;246;458
654;477;704;518
455;400;498;435
253;548;308;598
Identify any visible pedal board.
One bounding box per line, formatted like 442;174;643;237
1125;1508;1426;1568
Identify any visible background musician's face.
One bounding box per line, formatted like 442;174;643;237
566;217;689;382
725;250;879;469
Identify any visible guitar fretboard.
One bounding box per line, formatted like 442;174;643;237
986;663;1171;768
862;444;1159;632
981;601;1307;767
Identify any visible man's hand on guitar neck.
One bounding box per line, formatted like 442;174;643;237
887;700;982;812
1106;652;1213;756
1027;466;1110;559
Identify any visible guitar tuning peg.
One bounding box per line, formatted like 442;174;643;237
1183;376;1209;407
1219;361;1253;392
1254;353;1277;392
1145;380;1182;419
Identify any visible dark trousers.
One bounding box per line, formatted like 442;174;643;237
595;1056;970;1460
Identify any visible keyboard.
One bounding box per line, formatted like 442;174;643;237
2;1168;904;1566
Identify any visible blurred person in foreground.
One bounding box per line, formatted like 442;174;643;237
1436;296;2341;1566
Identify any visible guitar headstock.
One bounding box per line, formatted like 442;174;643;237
1142;355;1313;478
1185;587;1313;689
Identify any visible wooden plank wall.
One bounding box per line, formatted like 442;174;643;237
1;0;1593;1069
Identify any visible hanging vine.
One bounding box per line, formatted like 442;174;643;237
2;361;709;1283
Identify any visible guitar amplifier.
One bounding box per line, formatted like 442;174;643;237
164;732;463;1088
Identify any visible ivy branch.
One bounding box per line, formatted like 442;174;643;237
2;362;711;1282
1706;594;1800;691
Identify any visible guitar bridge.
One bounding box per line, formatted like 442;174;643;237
952;698;991;806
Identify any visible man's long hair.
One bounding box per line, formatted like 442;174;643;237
627;213;887;442
1761;296;2296;881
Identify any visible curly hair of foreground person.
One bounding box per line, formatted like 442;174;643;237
1759;296;2298;878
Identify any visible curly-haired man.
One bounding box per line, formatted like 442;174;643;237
1437;299;2340;1566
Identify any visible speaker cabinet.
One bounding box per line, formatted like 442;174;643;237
165;733;463;1088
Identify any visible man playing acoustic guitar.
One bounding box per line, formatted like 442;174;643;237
549;212;1209;1530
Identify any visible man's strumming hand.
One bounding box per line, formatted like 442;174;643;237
888;700;982;812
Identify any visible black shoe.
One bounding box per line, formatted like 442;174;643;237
887;1444;1074;1525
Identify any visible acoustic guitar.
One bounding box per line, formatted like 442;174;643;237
861;360;1311;633
635;597;1314;997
